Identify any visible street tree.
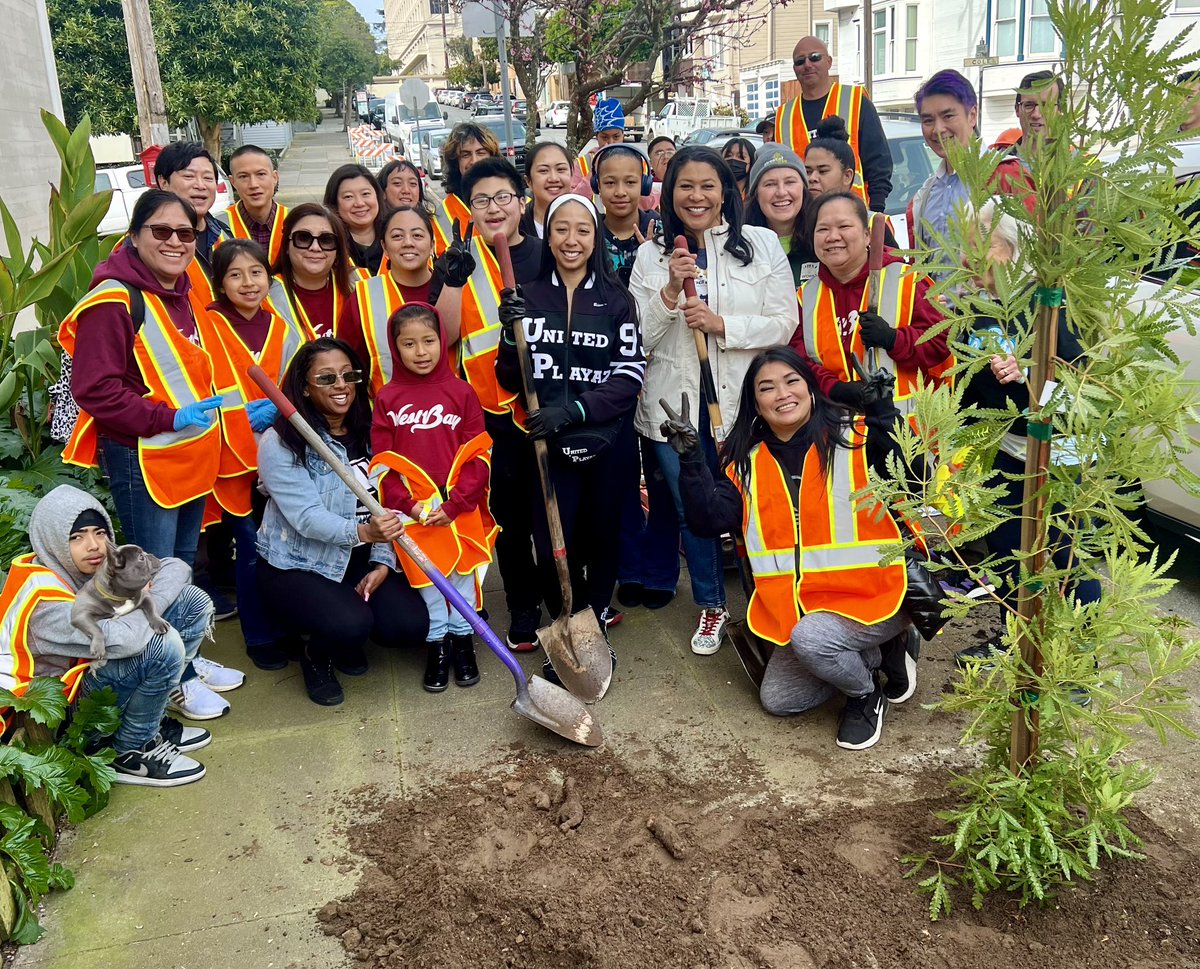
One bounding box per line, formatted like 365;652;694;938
316;0;379;116
46;0;137;135
542;0;780;152
446;35;497;90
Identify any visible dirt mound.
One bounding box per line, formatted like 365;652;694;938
318;747;1200;969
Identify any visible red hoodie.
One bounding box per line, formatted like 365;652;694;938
70;244;198;447
369;305;488;521
789;252;949;397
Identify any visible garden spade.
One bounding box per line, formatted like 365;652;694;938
246;365;602;747
491;234;613;704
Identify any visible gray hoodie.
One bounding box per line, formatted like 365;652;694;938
25;485;191;678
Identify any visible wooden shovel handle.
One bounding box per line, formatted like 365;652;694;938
674;234;723;437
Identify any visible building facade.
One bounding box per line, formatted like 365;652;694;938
384;0;460;83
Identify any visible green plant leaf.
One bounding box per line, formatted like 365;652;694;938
0;678;68;727
0;198;25;271
61;191;111;247
16;245;80;308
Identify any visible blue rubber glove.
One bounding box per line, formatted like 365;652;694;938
246;398;278;432
173;396;222;432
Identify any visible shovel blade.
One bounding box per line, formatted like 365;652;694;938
538;610;613;703
726;619;775;690
513;676;604;747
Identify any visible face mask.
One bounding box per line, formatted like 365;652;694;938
726;160;749;181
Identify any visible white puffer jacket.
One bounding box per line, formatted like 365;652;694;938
629;223;799;442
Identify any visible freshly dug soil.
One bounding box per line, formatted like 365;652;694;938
318;747;1200;969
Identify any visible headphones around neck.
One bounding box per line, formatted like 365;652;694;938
590;144;654;197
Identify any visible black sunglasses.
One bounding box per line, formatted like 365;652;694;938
291;230;339;251
794;52;826;65
309;369;364;386
145;224;197;243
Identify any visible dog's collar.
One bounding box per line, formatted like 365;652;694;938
92;572;128;603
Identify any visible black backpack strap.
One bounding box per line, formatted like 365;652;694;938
121;282;146;332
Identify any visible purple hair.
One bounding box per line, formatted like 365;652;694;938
914;69;978;113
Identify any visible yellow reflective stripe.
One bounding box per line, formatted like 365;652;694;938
363;275;402;385
803;543;897;572
133;296;216;452
461;237;503;362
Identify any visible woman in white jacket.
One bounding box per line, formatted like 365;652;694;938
629;145;798;655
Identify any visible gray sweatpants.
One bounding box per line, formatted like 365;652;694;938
759;610;911;715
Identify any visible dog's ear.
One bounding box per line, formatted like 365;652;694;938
106;539;124;570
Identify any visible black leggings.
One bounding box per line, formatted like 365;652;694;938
487;415;544;613
257;546;428;661
531;416;639;619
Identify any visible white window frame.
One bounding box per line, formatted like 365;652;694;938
814;20;832;46
1026;0;1058;54
872;8;889;77
764;77;781;111
994;0;1018;57
1177;0;1200;9
870;5;920;78
744;80;760;116
905;4;919;73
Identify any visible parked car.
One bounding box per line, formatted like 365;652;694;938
684;127;763;151
546;101;570;127
879;114;938;249
96;162;233;236
645;99;739;144
417;126;452;181
462;90;491;111
471;95;498;116
513;99;528;119
473;117;529;169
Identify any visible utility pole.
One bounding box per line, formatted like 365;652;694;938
861;0;873;97
121;0;171;148
441;2;450;76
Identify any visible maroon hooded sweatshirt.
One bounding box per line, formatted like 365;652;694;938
70;245;197;447
789;251;949;397
206;297;272;354
369;304;488;522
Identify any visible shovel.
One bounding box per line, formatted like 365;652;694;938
492;234;613;704
246;365;602;747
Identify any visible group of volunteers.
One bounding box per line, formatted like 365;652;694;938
1;31;1125;790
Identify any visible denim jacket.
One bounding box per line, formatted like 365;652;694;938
256;427;397;582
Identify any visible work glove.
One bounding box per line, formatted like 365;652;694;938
526;402;584;440
828;380;876;411
173;396;222;431
857;311;898;352
498;286;526;343
432;221;476;288
659;394;700;457
246;398;278;433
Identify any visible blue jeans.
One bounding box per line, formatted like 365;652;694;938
617;436;680;594
648;413;726;609
418;571;477;640
99;438;206;567
82;585;214;752
227;511;278;648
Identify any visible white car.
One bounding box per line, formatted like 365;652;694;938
95;162;233;236
546;101;570;128
417;126;451;181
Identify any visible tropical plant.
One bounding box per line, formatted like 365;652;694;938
876;0;1200;917
0;680;119;944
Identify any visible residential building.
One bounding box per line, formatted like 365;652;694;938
384;0;460;83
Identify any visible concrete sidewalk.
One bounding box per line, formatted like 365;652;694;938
276;109;356;207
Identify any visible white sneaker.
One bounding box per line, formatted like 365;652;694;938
690;608;729;655
167;676;230;721
193;656;245;693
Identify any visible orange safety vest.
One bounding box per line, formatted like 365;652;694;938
353;273;408;397
728;430;906;645
270;273;347;339
370;432;498;601
775;84;868;202
224;201;290;263
58;281;222;509
0;556;93;726
197;288;312;517
458;236;520;418
800;263;925;422
431;195;472;257
182;221;235;323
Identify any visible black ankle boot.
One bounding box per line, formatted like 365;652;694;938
301;651;344;706
451;633;480;687
423;638;451;693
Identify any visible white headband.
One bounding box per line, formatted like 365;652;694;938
546;192;600;225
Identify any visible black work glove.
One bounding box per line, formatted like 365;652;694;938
526;403;582;440
829;380;871;411
498;286;525;343
432;220;476;288
857;311;898;352
659;394;700;457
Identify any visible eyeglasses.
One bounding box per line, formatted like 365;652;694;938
290;230;338;251
469;191;518;211
309;370;364;386
1017;99;1045;113
145;224;197;243
650;148;676;160
793;52;825;65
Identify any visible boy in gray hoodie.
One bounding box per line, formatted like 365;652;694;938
17;486;215;786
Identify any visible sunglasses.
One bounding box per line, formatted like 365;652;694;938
793;52;826;65
145;224;197;243
291;230;339;251
309;370;364;386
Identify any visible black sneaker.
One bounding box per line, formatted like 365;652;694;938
600;606;623;629
506;607;541;653
158;715;211;752
301;654;345;706
955;637;1005;668
640;588;676;610
836;677;888;750
208;590;238;622
616;582;644;608
333;642;368;676
112;735;206;787
880;627;920;704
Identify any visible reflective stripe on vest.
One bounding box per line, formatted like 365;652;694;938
369;431;497;592
0;556;91;702
431;197;468;256
225;202;289;263
775;83;868;201
269;274;344;339
730;433;906;644
355;274;406;397
58;281;222;507
800;264;919;417
458;238;517;415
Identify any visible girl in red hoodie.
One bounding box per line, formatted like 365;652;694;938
369;304;496;694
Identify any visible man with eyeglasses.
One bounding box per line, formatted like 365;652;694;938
646;136;676;211
773;36;893;214
992;71;1066;214
225;145;288;262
